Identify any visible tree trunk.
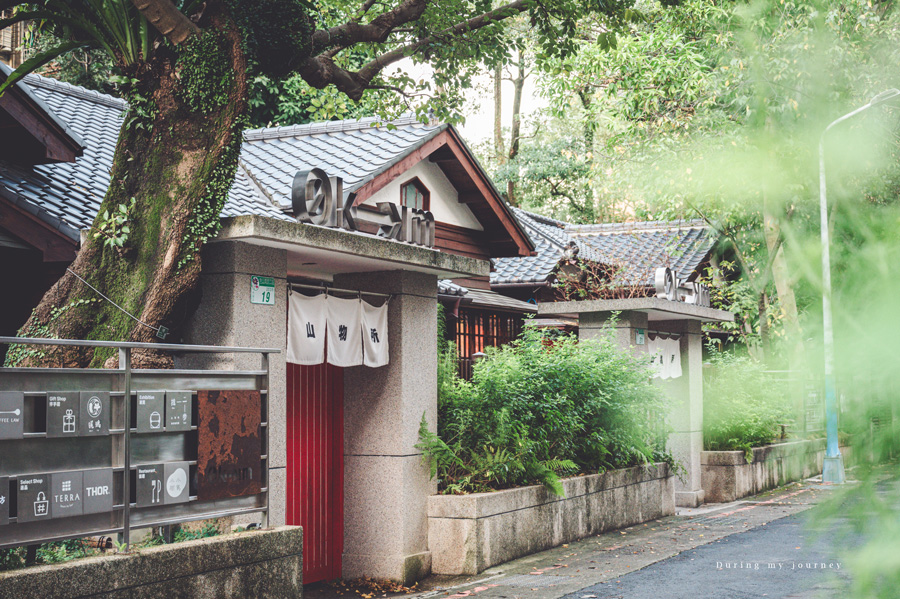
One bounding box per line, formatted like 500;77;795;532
8;15;249;369
505;52;525;207
493;63;504;163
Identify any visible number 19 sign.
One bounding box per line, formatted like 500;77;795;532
250;276;275;306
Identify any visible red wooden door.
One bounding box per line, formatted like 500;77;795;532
287;362;344;584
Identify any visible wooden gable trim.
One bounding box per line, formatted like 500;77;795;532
351;127;534;259
0;77;83;165
439;128;533;258
351;131;450;203
0;195;78;262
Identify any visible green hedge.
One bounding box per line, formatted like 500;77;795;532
703;350;793;459
419;327;674;495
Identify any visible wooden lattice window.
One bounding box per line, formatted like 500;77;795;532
454;308;524;379
400;177;430;211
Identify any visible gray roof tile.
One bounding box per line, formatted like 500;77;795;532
0;75;447;241
491;209;716;288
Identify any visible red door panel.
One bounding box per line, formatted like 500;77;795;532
287;362;344;584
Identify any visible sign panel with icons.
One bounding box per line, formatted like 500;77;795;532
166;391;192;432
47;392;79;438
136;464;164;507
164;462;190;504
83;469;114;515
17;475;51;522
0;391;24;440
51;471;83;518
80;391;110;436
136;391;165;433
0;476;8;526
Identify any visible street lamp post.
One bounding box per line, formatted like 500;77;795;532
818;88;900;484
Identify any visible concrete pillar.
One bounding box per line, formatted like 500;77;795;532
179;241;289;526
654;319;705;507
578;311;705;508
333;270;437;584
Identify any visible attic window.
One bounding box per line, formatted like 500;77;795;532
400;178;430;211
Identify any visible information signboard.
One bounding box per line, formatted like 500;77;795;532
47;392;79;438
0;477;8;526
136;464;164;507
83;469;114;515
80;391;110;436
166;391;192;432
51;471;83;518
0;391;23;440
17;475;51;522
136;392;165;433
164;462;190;504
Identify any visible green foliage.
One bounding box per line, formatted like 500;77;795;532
178;116;248;269
93;198;135;250
419;326;673;495
247;72;380;127
3;298;101;367
227;0;313;79
176;32;235;115
703;346;793;460
0;1;157;95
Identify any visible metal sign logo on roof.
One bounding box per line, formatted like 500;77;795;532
291;168;435;248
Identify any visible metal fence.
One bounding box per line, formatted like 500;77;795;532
0;337;278;551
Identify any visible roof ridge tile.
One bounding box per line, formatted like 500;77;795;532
22;73;128;110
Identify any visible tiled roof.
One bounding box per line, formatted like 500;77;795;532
0;75;441;241
239;116;446;209
491;208;601;286
492;209;716;288
438;279;469;297
0;73;125;240
568;220;715;286
438;279;536;313
465;287;537;313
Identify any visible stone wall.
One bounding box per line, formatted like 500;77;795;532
701;440;853;503
0;526;303;599
427;464;674;575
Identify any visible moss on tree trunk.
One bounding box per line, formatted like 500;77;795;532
8;12;249;369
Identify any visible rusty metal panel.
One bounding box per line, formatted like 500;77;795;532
196;390;261;501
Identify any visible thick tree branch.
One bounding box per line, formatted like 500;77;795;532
311;0;429;53
132;0;199;46
302;0;530;100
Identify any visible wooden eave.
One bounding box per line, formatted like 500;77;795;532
0;75;84;165
0;191;78;262
351;127;535;259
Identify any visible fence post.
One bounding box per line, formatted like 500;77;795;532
120;346;132;551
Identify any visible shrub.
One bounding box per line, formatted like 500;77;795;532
419;326;673;495
703;348;793;459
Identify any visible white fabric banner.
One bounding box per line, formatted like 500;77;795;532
647;336;664;379
326;296;363;367
666;337;683;379
287;292;326;365
361;299;389;367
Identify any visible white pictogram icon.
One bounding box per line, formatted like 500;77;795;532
151;480;162;503
34;492;49;516
62;480;72;492
87;396;102;418
150;411;161;429
0;409;20;416
167;468;187;498
63;409;76;433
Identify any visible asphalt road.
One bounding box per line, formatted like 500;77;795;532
309;478;860;599
560;513;850;599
